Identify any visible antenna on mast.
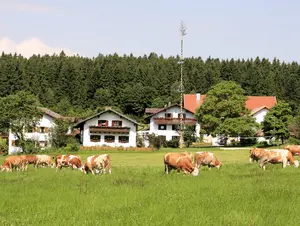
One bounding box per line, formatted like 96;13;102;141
179;21;187;150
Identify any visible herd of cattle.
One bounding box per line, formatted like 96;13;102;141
0;154;111;175
1;145;300;176
164;145;300;176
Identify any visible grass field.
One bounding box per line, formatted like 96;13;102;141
1;147;300;226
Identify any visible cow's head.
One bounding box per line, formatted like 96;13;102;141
191;167;199;176
215;160;223;169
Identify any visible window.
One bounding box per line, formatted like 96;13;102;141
172;125;179;131
98;120;108;127
165;113;172;118
172;136;179;140
112;120;122;127
119;136;129;143
105;135;115;143
40;127;45;133
90;135;101;142
178;113;186;119
158;125;166;130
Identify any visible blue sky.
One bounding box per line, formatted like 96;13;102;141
1;0;300;62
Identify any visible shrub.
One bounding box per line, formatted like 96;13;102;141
147;133;165;150
239;137;257;146
166;140;179;148
0;137;8;155
286;137;300;145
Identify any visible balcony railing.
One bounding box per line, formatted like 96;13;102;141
90;126;130;134
154;117;197;125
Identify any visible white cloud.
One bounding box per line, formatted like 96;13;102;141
0;1;55;13
0;37;77;58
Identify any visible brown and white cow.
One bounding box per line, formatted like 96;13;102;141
194;152;222;170
83;154;111;175
259;149;299;170
284;145;300;156
0;156;28;172
249;148;269;163
35;155;54;168
164;152;198;176
24;155;37;165
55;154;84;172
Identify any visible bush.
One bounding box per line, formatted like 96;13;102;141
16;139;41;154
136;135;144;148
147;134;164;150
166;140;179;148
63;138;80;152
286;137;300;145
239;137;257;146
0;137;8;155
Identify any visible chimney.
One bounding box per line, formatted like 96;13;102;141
196;93;201;101
168;102;171;106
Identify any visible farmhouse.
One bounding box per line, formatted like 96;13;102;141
139;104;200;146
8;107;66;154
184;93;277;124
74;108;139;148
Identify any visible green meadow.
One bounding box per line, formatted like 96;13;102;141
1;148;300;226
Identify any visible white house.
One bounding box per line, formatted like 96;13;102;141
139;104;199;147
183;93;277;145
8;107;64;154
74;109;139;148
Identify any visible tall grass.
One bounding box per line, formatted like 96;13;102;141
1;149;300;225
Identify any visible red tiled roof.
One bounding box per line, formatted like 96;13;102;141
184;94;277;113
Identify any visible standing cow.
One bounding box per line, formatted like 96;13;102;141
55;154;84;172
194;152;222;170
83;154;111;175
164;152;198;176
249;148;269;163
35;155;54;168
259;149;299;170
284;145;300;156
0;156;28;172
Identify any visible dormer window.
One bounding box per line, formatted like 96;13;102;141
178;113;186;119
112;120;122;127
165;113;172;118
98;120;108;127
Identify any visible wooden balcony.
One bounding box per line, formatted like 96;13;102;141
89;126;130;134
154;117;197;125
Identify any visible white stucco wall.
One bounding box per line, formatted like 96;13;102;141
252;109;269;124
8;114;56;154
82;112;137;148
148;106;197;141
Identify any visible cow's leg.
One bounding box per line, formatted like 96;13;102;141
282;158;287;168
259;159;267;170
177;167;181;174
164;164;169;174
249;157;253;163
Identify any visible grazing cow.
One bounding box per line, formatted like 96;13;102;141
0;156;28;172
164;152;198;176
24;155;37;165
84;154;111;175
35;155;54;168
194;152;222;170
284;145;300;156
259;149;299;170
56;154;84;172
249;148;269;163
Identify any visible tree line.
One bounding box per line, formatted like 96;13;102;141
1;51;300;120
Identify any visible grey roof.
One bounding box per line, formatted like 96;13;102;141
38;107;63;119
74;108;141;127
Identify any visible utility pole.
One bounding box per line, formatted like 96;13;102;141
179;21;187;150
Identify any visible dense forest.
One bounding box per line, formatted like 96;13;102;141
1;51;300;120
